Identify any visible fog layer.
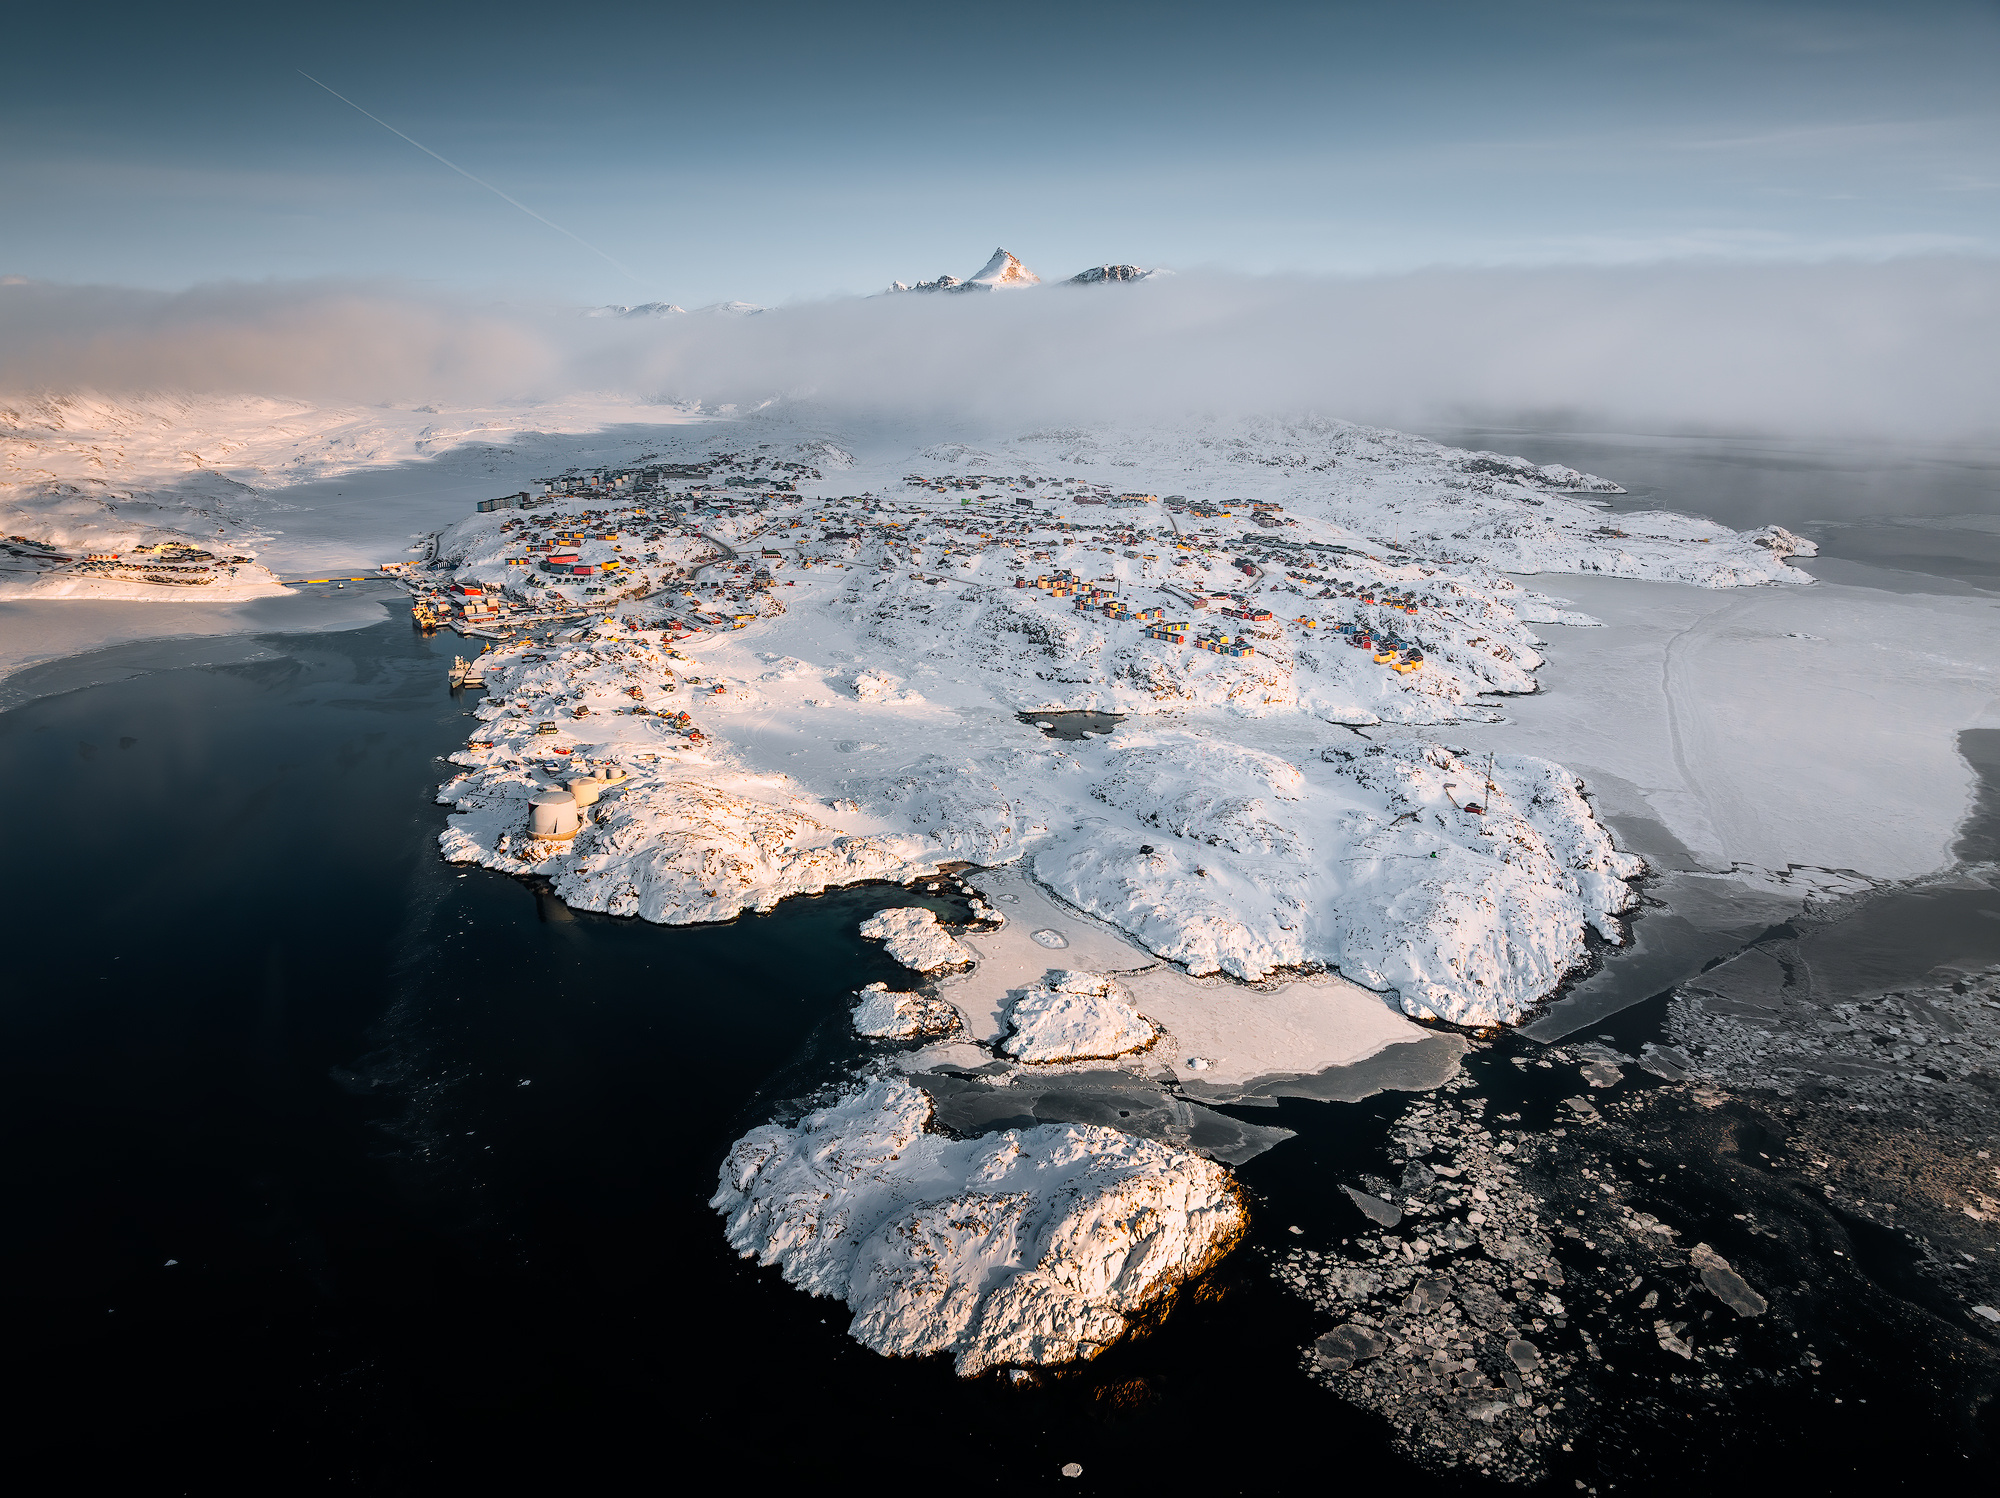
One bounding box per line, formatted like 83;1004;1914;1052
4;260;1994;439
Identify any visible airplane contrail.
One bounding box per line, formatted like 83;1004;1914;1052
297;69;652;290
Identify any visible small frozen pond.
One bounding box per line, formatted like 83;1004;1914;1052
1018;709;1125;741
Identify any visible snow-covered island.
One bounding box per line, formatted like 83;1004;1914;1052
713;1074;1245;1376
398;409;1821;1376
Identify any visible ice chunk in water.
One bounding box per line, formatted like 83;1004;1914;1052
1314;1323;1389;1371
1411;1276;1453;1311
1342;1185;1403;1228
1655;1319;1694;1359
1690;1242;1768;1316
1639;1043;1692;1081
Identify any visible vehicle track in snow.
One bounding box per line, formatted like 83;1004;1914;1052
1657;591;1758;864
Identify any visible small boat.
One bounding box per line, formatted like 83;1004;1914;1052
448;655;484;688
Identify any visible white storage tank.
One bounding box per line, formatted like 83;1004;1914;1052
566;777;603;808
528;790;580;840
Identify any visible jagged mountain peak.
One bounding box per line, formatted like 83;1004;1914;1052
889;274;966;294
888;248;1040;295
968;248;1040;288
1068;264;1155;286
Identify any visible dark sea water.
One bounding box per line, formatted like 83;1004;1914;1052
1425;427;2000;595
0;620;1428;1490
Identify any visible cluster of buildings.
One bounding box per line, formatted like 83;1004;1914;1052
6;533;251;588
1011;565;1259;659
474;453;832;515
905;472;1075;495
423;461;1445;683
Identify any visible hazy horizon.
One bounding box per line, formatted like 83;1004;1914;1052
5;255;1997;443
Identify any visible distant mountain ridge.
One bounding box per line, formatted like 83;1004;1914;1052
584;302;685;318
585;300;768;319
889;248;1158;295
587;250;1159;317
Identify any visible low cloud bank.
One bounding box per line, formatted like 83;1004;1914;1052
4;260;1995;439
0;279;548;407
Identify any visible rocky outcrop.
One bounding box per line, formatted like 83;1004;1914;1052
712;1077;1244;1376
999;970;1158;1063
852;983;962;1039
859;906;977;972
1068;264;1154;285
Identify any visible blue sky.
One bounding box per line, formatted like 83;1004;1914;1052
4;1;1996;305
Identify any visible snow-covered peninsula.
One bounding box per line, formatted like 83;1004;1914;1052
430;413;1789;1024
391;408;1820;1375
4;388;1840;1380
